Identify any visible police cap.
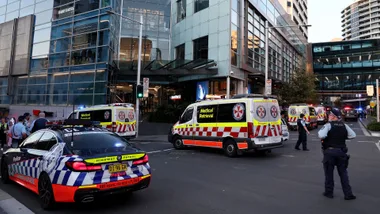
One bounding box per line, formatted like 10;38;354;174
330;108;342;118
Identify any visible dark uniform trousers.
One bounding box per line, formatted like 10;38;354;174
323;148;353;196
296;119;307;150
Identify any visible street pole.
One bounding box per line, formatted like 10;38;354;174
226;75;230;98
377;79;379;122
135;14;143;138
264;20;269;96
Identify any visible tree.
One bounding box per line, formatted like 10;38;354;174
276;69;319;105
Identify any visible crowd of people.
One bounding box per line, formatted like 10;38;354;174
0;112;48;150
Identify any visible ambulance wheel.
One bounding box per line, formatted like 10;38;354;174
223;139;238;158
172;136;185;149
38;173;56;210
1;159;10;184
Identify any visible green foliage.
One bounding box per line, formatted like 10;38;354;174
148;102;191;123
367;121;380;131
277;69;319;105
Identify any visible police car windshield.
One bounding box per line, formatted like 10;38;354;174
62;129;135;156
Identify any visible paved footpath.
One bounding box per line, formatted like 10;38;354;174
0;188;34;214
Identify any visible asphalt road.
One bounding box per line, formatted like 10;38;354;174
1;121;380;214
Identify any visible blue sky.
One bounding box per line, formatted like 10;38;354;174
308;0;356;43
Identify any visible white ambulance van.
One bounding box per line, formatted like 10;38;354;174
68;103;137;139
168;94;284;157
288;103;318;130
315;105;327;124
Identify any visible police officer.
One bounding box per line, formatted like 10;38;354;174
30;112;48;133
9;116;27;148
295;113;310;151
0;117;8;151
318;108;356;200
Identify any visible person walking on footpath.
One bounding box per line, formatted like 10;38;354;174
9;116;27;148
30;112;49;133
295;113;310;151
318;108;356;200
0;117;8;151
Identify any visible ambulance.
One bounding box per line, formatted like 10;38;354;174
167;94;284;157
288;103;318;130
314;105;327;124
68;103;137;139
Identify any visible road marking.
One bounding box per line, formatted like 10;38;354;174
281;155;295;158
376;141;380;152
146;148;174;154
358;141;375;143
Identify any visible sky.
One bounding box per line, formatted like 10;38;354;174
308;0;356;43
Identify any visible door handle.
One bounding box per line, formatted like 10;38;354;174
195;124;199;127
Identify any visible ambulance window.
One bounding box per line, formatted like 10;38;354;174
180;108;194;124
197;105;217;123
309;107;316;116
68;112;77;119
217;103;246;122
78;110;112;122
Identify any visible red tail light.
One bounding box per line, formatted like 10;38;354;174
65;161;102;171
132;154;149;165
247;122;254;138
112;122;117;132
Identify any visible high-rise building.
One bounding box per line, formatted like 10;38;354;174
279;0;308;40
342;0;380;41
171;0;307;96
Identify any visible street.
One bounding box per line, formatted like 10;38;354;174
1;121;380;214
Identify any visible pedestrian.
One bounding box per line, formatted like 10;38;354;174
30;112;49;133
23;112;31;136
281;111;289;127
295;113;310;151
318;108;356;200
9;116;27;148
0;117;8;151
7;117;16;147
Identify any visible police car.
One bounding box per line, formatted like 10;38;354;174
0;120;151;210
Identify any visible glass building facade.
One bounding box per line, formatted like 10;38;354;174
0;0;122;106
312;39;380;102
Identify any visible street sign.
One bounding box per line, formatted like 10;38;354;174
265;79;272;95
370;100;376;108
367;85;374;96
143;78;149;98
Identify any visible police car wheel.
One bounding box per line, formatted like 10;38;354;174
173;137;184;149
1;160;10;184
38;173;55;210
224;139;238;157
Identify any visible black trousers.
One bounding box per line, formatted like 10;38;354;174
0;135;6;148
295;132;307;149
323;148;353;197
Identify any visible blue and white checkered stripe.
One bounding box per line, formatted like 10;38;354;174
9;158;41;178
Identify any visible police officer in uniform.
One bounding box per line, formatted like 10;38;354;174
318;108;356;200
295;113;310;151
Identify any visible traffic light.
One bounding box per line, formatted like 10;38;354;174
136;85;144;99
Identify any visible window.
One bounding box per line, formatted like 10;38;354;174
179;108;193;124
74;0;99;15
71;48;96;65
79;109;112;122
36;132;58;151
193;36;208;60
21;132;44;149
63;132;133;156
194;0;209;13
53;3;74;20
72;32;97;49
175;44;185;60
197;105;217;123
217;103;246;122
309;107;316;116
177;0;186;22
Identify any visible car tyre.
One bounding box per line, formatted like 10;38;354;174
38;173;56;210
223;139;238;158
172;136;185;150
1;159;10;184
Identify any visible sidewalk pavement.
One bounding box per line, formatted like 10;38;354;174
0;188;34;214
359;117;380;137
130;135;168;142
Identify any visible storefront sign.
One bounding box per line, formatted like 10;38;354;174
170;95;181;100
367;85;374;96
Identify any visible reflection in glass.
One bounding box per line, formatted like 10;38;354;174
73;17;98;34
5;11;18;21
70;70;94;82
72;32;97;49
35;0;54;13
32;42;50;57
53;3;74;20
21;0;35;8
50;37;71;53
6;1;20;13
20;5;34;16
97;47;109;62
34;28;52;43
71;48;96;65
98;30;109;46
35;10;53;25
49;52;70;67
74;0;99;15
69;82;94;94
51;23;73;39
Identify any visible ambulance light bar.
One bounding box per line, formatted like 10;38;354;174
232;94;278;99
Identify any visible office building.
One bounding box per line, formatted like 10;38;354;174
171;0;307;97
312;39;380;105
342;0;380;41
279;0;308;40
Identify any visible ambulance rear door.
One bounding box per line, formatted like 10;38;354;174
288;106;298;125
252;98;272;145
266;99;282;144
115;107;136;137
